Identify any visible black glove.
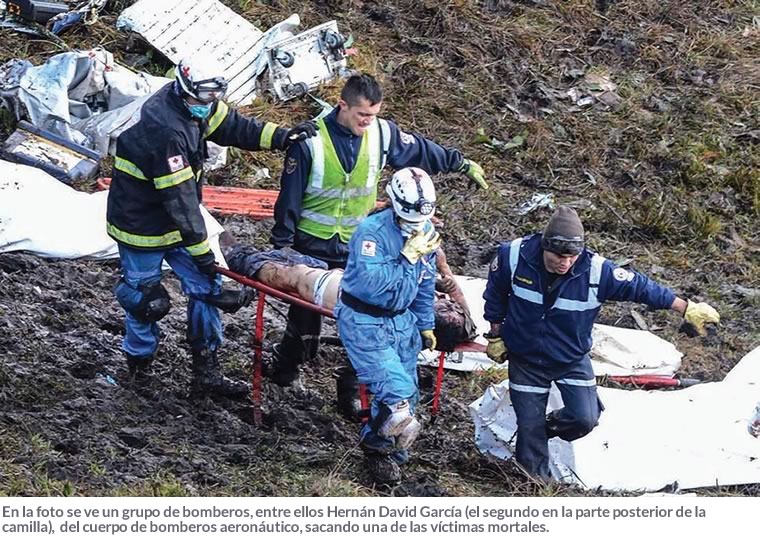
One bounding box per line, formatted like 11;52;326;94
285;121;317;144
192;250;217;278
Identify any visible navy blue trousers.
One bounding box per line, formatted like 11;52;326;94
508;354;603;480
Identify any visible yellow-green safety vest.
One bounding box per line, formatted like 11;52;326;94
297;116;390;243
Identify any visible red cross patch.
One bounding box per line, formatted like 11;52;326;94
361;240;376;257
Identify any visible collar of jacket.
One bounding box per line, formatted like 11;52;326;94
326;105;359;139
520;233;591;279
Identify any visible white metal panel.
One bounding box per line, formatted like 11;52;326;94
116;0;264;106
265;21;348;102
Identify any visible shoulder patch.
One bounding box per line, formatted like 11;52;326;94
167;155;185;173
285;157;297;175
398;130;415;145
490;254;499;271
361;240;377;257
613;267;634;282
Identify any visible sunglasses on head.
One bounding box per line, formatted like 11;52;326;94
194;77;228;103
541;236;584;256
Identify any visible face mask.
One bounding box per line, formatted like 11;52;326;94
187;103;212;119
398;219;426;237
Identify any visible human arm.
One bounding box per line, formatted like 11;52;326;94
203;101;290;150
342;227;429;312
482;244;513;325
597;259;677;308
153;133;214;271
410;253;437;336
204;102;315;151
482;245;512;362
271;143;310;249
385;120;488;188
435;247;470;313
385;120;464;175
599;259;719;335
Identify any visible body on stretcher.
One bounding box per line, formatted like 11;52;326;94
216;266;484;426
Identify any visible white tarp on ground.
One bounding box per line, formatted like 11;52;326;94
470;346;760;491
0;160;225;264
420;275;683;377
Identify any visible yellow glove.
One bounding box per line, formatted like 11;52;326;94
459;159;488;190
421;330;437;351
400;226;442;264
485;333;508;363
684;300;720;336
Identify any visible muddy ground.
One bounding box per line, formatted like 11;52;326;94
1;1;758;496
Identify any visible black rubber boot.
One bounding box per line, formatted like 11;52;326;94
192;348;250;398
267;343;301;387
336;365;362;421
366;454;402;485
203;288;256;314
126;353;153;382
545;411;561;439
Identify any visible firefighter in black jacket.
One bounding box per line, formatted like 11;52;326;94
106;52;316;396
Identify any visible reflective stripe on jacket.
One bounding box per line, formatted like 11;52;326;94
107;83;285;253
483;234;676;365
297;117;390;243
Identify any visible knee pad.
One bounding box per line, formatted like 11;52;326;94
378;400;413;438
135;280;171;322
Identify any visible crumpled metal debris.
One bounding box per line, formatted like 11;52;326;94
567;73;622;110
48;0;108;34
117;0;349;104
1;0;106;35
515;192;555;215
0;49;161;147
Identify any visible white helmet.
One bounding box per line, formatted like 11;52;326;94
175;53;228;103
386;167;436;224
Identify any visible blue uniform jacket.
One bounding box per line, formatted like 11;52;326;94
271;107;464;264
108;83;287;252
336;208;436;331
483;234;676;365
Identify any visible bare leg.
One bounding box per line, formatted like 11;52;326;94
256;264;343;310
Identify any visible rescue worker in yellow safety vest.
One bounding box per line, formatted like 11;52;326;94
269;73;489;418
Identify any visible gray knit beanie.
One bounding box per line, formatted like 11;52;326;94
544;206;584;240
541;206;585;254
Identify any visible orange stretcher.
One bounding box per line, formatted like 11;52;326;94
216;265;486;426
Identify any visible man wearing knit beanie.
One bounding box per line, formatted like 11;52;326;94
482;205;720;482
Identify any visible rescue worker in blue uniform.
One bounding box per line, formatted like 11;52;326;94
106;52;316;396
335;167;441;484
269;73;488;416
483;206;720;480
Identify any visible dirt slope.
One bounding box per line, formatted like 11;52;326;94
0;0;758;496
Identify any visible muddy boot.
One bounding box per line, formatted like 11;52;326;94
203;288;256;314
192;348;250;398
366;454;402;485
126;353;153;382
545;411;561;439
390;448;410;466
336;366;362;421
266;343;301;387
